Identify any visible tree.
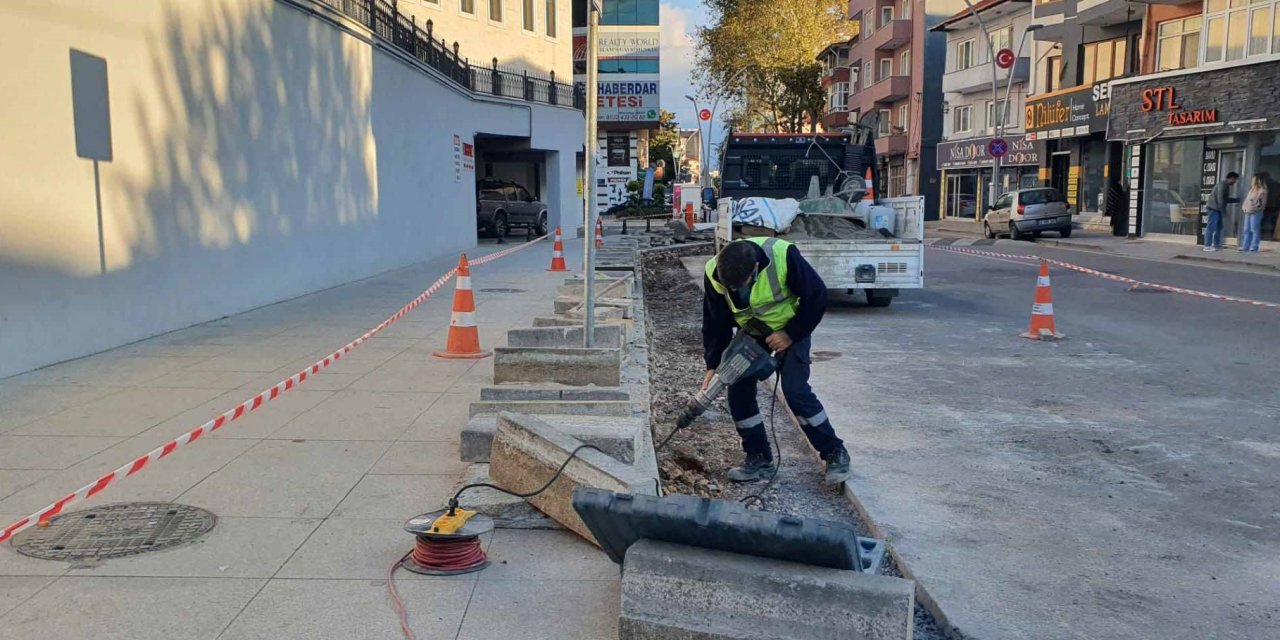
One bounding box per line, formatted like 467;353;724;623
647;109;680;182
695;0;849;133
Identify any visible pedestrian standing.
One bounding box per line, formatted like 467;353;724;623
1204;172;1239;252
1239;174;1267;252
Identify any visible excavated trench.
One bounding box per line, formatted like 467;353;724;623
640;247;959;640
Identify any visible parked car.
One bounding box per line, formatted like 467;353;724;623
476;179;547;238
983;187;1072;240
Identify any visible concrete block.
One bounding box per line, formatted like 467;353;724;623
620;540;915;640
494;347;621;386
506;325;623;349
461;413;642;463
558;277;634;297
468;399;634;418
452;463;563;530
533;315;629;328
553;297;633;313
558;305;626;321
479;386;630;402
489;412;655;544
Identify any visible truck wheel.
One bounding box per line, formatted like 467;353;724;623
534;212;548;236
1060;227;1072;238
492;213;509;239
865;291;893;308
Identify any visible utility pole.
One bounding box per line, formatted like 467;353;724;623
582;0;600;347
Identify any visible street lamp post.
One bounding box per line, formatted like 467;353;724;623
582;0;600;347
957;3;1041;210
688;67;754;193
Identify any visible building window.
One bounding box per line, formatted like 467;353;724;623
1081;37;1127;84
1156;17;1201;71
881;6;894;27
489;0;502;22
602;0;659;26
956;39;976;70
545;0;556;36
898;104;909;132
953;105;973;133
864;62;873;88
878;109;892;136
879;58;892;80
1203;0;1279;62
462;0;475;15
1045;54;1062;92
990;27;1012;59
986;100;1010;130
522;0;535;30
901;0;911;19
900;49;911;75
829;82;850;111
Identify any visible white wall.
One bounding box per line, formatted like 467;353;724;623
0;0;582;379
397;0;573;77
939;9;1034;141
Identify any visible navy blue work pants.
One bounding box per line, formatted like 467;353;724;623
725;335;844;459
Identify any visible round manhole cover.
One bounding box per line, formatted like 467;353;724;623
479;288;526;294
12;503;216;562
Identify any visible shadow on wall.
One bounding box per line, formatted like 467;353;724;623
118;1;377;266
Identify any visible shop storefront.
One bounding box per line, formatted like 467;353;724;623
1025;82;1122;217
1108;60;1280;243
936;135;1047;219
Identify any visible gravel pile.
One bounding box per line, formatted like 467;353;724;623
785;214;881;240
640;248;961;640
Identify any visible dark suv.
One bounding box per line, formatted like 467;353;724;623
476;179;548;238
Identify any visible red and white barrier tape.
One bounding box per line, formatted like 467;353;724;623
930;244;1280;310
0;235;548;544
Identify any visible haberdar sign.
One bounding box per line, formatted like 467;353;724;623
597;73;660;124
936;135;1046;170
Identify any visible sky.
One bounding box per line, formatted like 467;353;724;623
659;0;709;132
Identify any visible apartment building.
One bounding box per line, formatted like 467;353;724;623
1106;0;1280;243
932;0;1043;219
846;0;959;218
398;0;573;77
818;39;855;132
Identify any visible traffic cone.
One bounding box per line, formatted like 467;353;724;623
684;203;695;228
595;217;604;248
1021;260;1064;341
546;227;569;272
434;254;492;359
862;167;875;201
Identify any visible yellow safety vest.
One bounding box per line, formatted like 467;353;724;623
705;237;800;331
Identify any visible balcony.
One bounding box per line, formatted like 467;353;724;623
875;132;909;157
823;67;851;84
852;75;910;112
941;57;1029;95
862;19;913;52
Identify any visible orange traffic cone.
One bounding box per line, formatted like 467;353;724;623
434;254;492;359
1021;260;1064;341
684;203;695;228
546;227;569;272
595;217;604;248
862;167;875;201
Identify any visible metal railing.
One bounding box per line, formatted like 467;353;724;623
313;0;584;109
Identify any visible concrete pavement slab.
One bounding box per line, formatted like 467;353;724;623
197;389;336;440
11;386;229;437
328;473;456;520
481;529;618;581
0;385;117;434
457;579;620;640
183;346;323;373
349;353;479;394
179;468;365;519
0;471;50;503
64;517;320;578
0;576;56;618
276;517;488;581
0;437;256;514
270;390;438;441
0;435;123;470
399;393;474;442
3;355;202;389
225;439;390;474
217;578;472;640
370;441;468;476
0;576;265;640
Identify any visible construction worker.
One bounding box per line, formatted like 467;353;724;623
702;237;851;484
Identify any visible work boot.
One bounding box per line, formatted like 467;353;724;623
726;453;775;482
823;446;851;485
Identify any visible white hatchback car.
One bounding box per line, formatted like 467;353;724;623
983;187;1073;240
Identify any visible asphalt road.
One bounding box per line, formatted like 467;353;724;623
811;241;1280;639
